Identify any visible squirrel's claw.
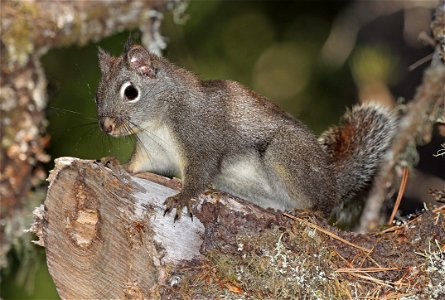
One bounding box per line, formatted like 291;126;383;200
174;212;181;222
163;207;171;217
164;194;194;222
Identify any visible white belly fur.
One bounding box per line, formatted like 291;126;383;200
135;124;183;177
214;154;294;210
136;126;294;210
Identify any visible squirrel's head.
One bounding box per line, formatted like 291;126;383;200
95;41;171;137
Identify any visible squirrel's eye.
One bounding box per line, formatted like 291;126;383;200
124;85;138;100
120;81;140;103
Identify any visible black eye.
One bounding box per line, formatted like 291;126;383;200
124;84;138;100
120;81;141;103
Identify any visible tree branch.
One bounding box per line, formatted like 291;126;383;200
358;1;445;232
359;65;444;232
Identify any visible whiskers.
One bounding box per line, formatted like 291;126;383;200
47;106;99;140
47;106;98;121
47;106;133;160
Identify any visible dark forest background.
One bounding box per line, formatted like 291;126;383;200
1;1;441;298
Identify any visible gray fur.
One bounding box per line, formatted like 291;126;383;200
96;44;395;217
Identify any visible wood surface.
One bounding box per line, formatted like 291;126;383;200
30;157;445;299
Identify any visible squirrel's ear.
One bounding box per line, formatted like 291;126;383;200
98;47;112;74
124;34;135;53
126;45;157;78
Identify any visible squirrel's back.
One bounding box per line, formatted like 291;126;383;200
319;103;396;211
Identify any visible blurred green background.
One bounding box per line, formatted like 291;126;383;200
41;0;357;169
1;0;433;298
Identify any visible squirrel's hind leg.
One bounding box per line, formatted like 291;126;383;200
262;126;337;214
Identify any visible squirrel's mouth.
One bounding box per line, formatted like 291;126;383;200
108;125;140;137
99;116;139;137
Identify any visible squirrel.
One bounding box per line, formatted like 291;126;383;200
95;40;396;221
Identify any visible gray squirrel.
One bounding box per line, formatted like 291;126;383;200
95;40;396;220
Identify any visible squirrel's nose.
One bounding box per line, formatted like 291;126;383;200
99;117;115;134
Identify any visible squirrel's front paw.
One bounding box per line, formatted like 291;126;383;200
99;156;121;168
99;157;127;174
163;194;193;222
99;157;133;179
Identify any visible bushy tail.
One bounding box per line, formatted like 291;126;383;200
319;103;396;204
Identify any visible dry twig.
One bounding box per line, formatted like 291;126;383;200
335;267;399;273
388;167;410;225
283;213;372;253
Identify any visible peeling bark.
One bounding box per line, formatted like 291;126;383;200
35;157;276;298
30;157;445;299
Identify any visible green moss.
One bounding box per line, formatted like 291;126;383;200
209;252;239;283
186;226;349;299
2;2;41;67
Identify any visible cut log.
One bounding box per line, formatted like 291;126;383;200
30;157;445;299
34;157;282;298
